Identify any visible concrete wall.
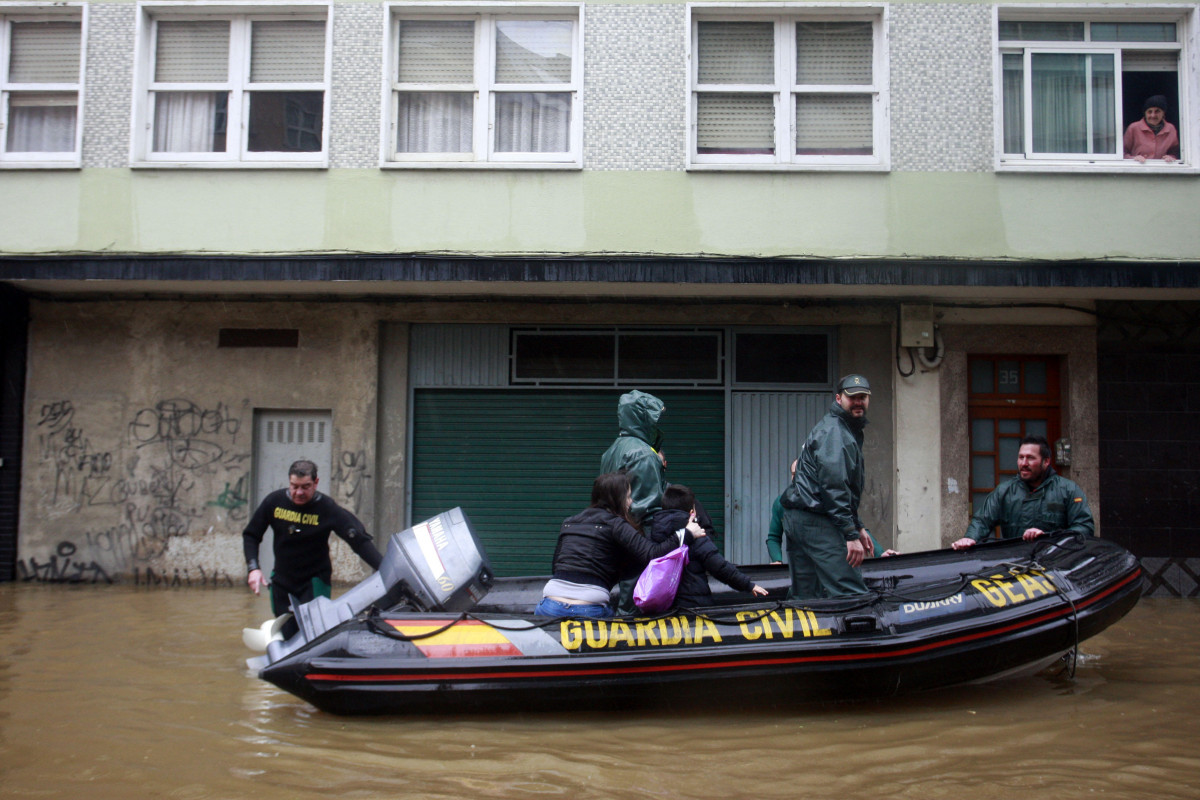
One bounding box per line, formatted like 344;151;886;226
17;300;380;585
18;297;914;580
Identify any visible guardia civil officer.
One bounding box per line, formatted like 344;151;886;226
951;435;1094;550
244;459;383;636
779;375;875;599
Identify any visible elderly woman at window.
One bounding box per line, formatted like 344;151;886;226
1124;95;1179;163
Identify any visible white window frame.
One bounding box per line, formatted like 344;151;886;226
994;5;1199;174
382;2;583;169
131;1;332;168
0;3;85;168
686;3;889;172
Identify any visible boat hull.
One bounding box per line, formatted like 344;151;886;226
255;533;1143;715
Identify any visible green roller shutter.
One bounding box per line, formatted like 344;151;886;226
411;389;724;576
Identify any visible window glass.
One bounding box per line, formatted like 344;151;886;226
152;92;227;152
1024;361;1047;394
999;21;1084;41
970;360;993;394
1026;418;1048;439
795;94;872;155
2;18;82;160
691;12;883;168
247;91;323;152
396;92;472;152
698;22;773;83
795;22;872;84
972;456;995;489
142;15;326;162
619;334;720;382
999;15;1184;165
513;334;613;381
1030;52;1115;155
999;436;1020;468
397;20;474;83
734;332;829;385
998;419;1021;434
391;13;579;164
494;20;572;83
697;94;775;155
494;92;570;153
155;20;230;82
998;360;1020;394
1091;22;1175;42
971;419;994;450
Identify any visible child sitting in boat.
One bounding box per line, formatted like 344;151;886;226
650;484;768;608
535;472;706;619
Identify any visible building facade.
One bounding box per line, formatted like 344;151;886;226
2;0;1198;594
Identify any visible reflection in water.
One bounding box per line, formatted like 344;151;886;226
1;585;1197;799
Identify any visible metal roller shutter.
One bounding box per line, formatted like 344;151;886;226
411;389;724;576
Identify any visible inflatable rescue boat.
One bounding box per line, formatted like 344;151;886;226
246;508;1143;715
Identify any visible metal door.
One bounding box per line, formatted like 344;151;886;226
252;410;332;576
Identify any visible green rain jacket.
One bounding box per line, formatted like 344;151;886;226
965;467;1095;543
780;402;866;540
599;390;666;523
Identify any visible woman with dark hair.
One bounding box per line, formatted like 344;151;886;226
535;471;705;618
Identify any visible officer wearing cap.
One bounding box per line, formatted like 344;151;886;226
779;374;874;598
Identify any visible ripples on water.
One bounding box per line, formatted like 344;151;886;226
0;585;1197;799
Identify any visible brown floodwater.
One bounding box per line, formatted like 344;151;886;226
1;585;1197;800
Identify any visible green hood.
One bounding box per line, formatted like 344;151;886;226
616;390;664;447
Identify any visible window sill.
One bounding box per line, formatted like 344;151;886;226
997;160;1196;175
687;161;889;173
131;159;328;170
380;160;582;171
0;159;81;170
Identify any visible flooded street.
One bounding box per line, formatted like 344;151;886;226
1;585;1197;799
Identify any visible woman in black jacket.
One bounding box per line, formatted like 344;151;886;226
650;484;768;608
535;472;704;618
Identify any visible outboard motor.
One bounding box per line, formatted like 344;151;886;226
263;508;493;663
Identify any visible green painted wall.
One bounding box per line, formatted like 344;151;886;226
2;168;1198;260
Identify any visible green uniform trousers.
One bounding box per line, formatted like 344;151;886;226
783;508;868;600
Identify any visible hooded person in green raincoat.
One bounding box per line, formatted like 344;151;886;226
600;390;668;526
600;390;667;615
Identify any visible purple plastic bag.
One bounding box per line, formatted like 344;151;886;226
633;543;689;614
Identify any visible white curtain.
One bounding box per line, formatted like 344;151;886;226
152;92;221;152
6;97;75;152
1001;54;1024;153
395;92;472;153
1030;52;1115;155
494;92;570;153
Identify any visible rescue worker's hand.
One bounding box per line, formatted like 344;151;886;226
751;585;769;597
881;549;900;557
769;561;784;565
950;537;975;550
686;520;706;538
846;538;865;568
858;528;874;558
247;568;269;595
1022;528;1046;541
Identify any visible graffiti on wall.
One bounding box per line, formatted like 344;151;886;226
21;397;251;584
331;449;372;515
16;541;112;584
35;400;115;512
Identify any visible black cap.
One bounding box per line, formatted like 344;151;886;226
837;374;871;396
1144;95;1168;113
